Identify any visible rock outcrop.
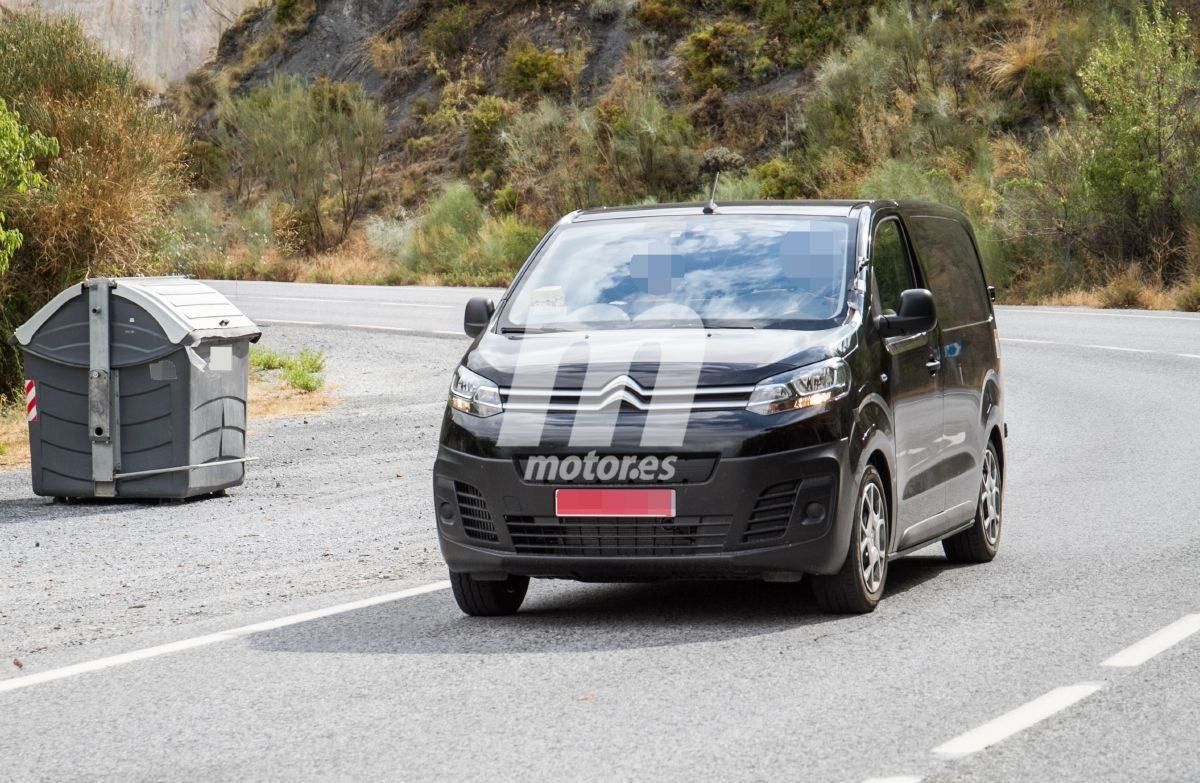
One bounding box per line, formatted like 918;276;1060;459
1;0;257;89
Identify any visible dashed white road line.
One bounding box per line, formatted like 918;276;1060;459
258;318;462;336
931;683;1104;759
1001;337;1200;360
0;581;451;695
231;294;456;309
348;323;463;336
862;776;923;783
1102;614;1200;668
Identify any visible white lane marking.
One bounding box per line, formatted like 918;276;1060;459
257;318;323;326
998;306;1200;322
230;294;456;309
862;777;923;783
349;323;462;336
258;319;462;337
931;683;1104;759
1001;337;1200;360
1102;614;1200;668
0;581;451;694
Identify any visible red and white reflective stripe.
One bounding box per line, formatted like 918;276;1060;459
24;379;39;423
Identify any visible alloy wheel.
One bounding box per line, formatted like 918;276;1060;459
980;448;1002;545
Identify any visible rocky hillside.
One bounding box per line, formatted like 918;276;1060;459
1;0;256;88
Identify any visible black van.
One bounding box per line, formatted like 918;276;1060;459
433;201;1005;615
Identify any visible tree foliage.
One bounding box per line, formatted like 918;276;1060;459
1077;0;1199;273
216;74;385;252
0;99;56;274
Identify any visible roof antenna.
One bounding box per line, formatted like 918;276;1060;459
702;171;720;214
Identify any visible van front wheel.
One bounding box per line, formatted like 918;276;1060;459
811;466;888;614
450;571;529;616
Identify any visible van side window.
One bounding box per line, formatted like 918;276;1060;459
908;216;989;328
871;220;913;317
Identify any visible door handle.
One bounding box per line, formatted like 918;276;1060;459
925;359;941;374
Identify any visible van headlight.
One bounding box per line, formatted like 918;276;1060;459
747;358;849;415
449;365;503;417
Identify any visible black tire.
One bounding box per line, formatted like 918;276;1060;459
811;466;889;614
943;441;1002;563
449;571;529;616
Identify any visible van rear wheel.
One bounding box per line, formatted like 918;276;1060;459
943;442;1002;563
811;466;888;614
449;571;529;616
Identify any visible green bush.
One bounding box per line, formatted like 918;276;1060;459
398;182;542;285
0;13;184;396
678;22;762;94
399;182;486;274
0;99;56;273
632;0;689;36
216;74;385;252
501;39;578;98
422;4;474;58
754;157;812;200
1078;0;1199;280
466;96;515;174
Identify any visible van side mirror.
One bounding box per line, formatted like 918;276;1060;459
464;297;495;338
875;288;936;338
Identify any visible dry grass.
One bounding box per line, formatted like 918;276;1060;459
247;373;334;421
1034;279;1199;311
0;405;30;471
975;32;1055;93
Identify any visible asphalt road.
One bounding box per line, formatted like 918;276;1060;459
3;282;1199;782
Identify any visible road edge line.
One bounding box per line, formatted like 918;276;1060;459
0;581;451;694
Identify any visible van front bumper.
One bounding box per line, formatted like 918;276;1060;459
433;439;855;581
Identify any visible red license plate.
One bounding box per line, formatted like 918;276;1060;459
555;488;676;518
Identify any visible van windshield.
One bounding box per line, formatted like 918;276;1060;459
500;215;856;332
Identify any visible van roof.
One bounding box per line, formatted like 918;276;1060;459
570;200;967;222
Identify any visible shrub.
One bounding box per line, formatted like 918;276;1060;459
0;99;56;273
1078;0;1199;280
422;4;474;58
754;157;812;200
462;215;543;284
1098;271;1150;309
466;96;515;174
632;0;688;35
216;74;385;251
698;146;746;178
0;14;184;395
399;182;486;274
1175;278;1200;312
678;22;762;93
501;39;578;98
753;0;872;67
588;0;628;22
183;140;228;189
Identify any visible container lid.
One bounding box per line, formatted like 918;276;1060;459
13;276;261;347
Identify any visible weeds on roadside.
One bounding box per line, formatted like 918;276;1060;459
250;346;325;392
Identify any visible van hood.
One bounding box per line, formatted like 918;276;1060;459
465;324;858;388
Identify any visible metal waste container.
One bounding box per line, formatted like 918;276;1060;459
11;277;261;499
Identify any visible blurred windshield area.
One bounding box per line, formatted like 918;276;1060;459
501;216;855;331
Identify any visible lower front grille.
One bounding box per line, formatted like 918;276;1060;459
504;516;731;556
742;480;801;543
454;482;499;542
